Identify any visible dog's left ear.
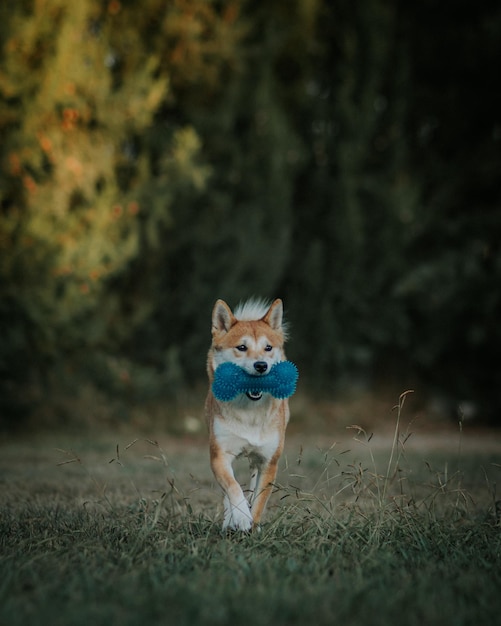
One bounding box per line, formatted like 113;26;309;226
262;298;283;331
212;299;235;334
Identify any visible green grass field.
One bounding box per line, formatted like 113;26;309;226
2;401;501;626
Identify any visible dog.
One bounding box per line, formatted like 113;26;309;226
205;298;290;531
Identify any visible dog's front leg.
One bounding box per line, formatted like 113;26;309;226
210;447;252;531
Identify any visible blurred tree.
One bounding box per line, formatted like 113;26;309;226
1;0;500;426
119;0;306;380
0;0;209;419
281;0;419;388
284;0;501;420
392;0;501;417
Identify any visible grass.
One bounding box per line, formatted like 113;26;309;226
1;394;501;626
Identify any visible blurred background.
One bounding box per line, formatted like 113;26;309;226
1;0;500;431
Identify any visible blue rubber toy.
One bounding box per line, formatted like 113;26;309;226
212;361;299;402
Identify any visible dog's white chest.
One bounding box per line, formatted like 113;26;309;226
213;407;281;459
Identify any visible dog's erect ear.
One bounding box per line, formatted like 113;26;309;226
212;299;235;334
262;298;283;331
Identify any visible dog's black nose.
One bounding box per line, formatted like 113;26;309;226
254;361;268;374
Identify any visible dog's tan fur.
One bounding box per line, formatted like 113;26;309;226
205;298;290;531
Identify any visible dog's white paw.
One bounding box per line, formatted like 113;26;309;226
223;501;253;532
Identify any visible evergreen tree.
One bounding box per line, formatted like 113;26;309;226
1;0;500;425
392;1;501;416
0;0;211;418
120;1;305;380
283;1;419;387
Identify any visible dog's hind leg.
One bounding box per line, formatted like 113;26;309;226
248;455;262;506
250;450;281;528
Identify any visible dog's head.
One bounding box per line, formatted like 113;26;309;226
208;299;287;399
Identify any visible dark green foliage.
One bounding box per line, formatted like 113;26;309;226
392;2;501;413
282;1;417;382
1;0;500;425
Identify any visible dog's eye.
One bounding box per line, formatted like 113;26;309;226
236;345;247;352
265;345;273;352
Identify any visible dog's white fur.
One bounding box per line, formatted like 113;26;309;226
205;298;290;531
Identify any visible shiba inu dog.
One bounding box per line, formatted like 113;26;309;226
205;298;290;531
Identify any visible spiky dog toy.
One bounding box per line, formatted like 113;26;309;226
212;361;299;402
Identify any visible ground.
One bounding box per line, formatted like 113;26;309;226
1;409;501;626
3;418;500;518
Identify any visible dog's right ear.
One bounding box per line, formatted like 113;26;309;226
212;299;235;334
